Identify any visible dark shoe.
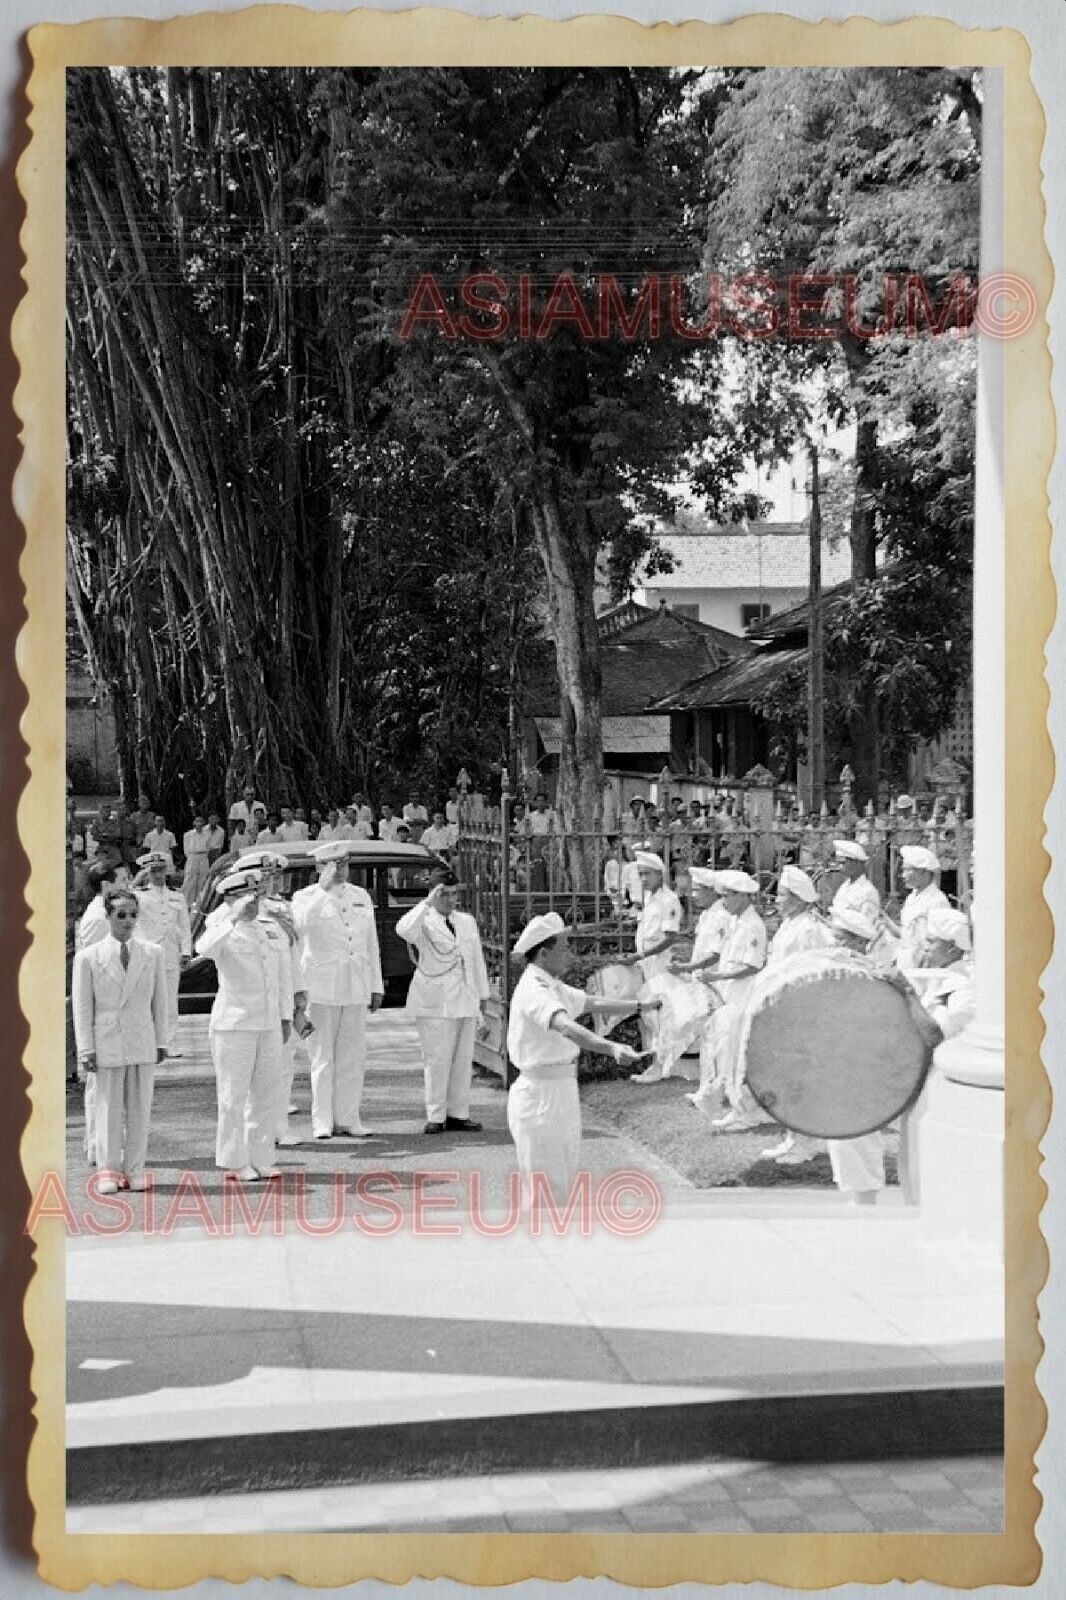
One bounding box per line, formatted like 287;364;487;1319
445;1116;482;1132
424;1121;446;1135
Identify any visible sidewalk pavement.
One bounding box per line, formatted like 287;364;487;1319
65;1013;1004;1531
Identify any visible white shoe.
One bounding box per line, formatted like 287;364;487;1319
126;1174;150;1192
276;1134;302;1148
224;1166;261;1182
313;1131;332;1141
760;1134;795;1160
333;1125;374;1139
629;1065;663;1084
287;1103;299;1115
713;1109;763;1132
96;1178;119;1195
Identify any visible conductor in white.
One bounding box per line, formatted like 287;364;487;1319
395;869;491;1134
194;867;294;1181
292;841;383;1139
506;913;644;1209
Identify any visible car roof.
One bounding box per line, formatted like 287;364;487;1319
233;840;444;863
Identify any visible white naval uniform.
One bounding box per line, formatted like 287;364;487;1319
258;896;302;1140
134;884;192;1049
698;904;767;1099
635;885;682;978
72;934;167;1182
898;881;950;969
830;872;881;926
896;961;976;1202
142;828;177;872
181;827;213;907
292;881;383;1136
506;964;588;1207
196;906;294;1171
395;900;490;1123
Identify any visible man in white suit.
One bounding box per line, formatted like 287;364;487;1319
396;868;491;1135
134;850;192;1054
195;867;294;1182
292;841;383;1140
72;888;168;1193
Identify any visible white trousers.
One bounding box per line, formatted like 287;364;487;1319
163;949;180;1049
182;854;209;907
416;1015;476;1123
210;1026;284;1171
275;1028;298;1139
507;1075;581;1210
827;1132;886;1194
307;1002;367;1135
84;1074;97;1163
698;1002;744;1098
93;1063;155;1181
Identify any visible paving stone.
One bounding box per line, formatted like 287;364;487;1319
922;1504;997;1529
664;1515;753;1534
805;1511;876;1533
963;1485;1005;1508
784;1478;847;1499
887;1469;958;1493
850;1491;924;1513
742;1498;805;1521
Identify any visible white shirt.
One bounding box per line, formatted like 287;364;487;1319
291;881;383;1006
403;804;429;826
445;800;461;825
183;826;212;858
831;873;881;924
75;895;110;950
507;964;588;1076
378;817;402;842
277;821;309;842
712;903;767;1010
769;907;834;964
922;960;975;1040
526;808;555;836
228;799;263;826
604;859;644;907
72;935;168;1067
134;885;192;960
899;882;951;968
206;825;226;855
317;823;342;842
395;901;490;1018
143;828;177;869
692;900;731;964
422;824;456;853
195;906;294;1031
635;885;682;975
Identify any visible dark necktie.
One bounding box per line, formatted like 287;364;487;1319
445;915;456;935
120;943;130;970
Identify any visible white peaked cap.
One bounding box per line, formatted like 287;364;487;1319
311;840;352;863
830;907;878;942
689;867;720;890
634;851;666;875
778;865;819;903
926;906;972;951
513;911;567;957
833;839;869;862
136;851;170;868
217;868;262;896
240;850;287;871
895;793;915;809
900;845;940;872
717;870;759;894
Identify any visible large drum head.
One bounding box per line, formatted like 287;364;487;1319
742;963;931;1138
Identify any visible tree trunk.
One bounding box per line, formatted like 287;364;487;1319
840;335;881;804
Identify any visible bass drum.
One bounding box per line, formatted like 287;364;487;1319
737;949;931;1138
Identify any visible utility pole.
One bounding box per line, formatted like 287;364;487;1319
807;443;826;814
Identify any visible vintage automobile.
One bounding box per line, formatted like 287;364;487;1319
177;839;449;1013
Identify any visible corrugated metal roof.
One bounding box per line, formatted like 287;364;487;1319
535;715;672;756
644;526;851;591
649;647;808;711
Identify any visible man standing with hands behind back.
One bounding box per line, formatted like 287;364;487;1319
292;841;383;1141
396;868;491;1135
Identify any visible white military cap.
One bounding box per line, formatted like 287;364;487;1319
778;864;819;903
311;840;352;864
689;866;720;890
136;850;170;868
513;911;567;957
895;793;915;810
717;870;760;894
240;849;287;871
833;839;868;862
926;906;972;951
830;906;878;942
217;867;262;896
634;851;666;875
900;844;940;872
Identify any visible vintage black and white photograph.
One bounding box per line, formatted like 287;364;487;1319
58;59;1008;1542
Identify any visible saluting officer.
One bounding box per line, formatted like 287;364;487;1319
292;841;383;1141
194;867;294;1183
